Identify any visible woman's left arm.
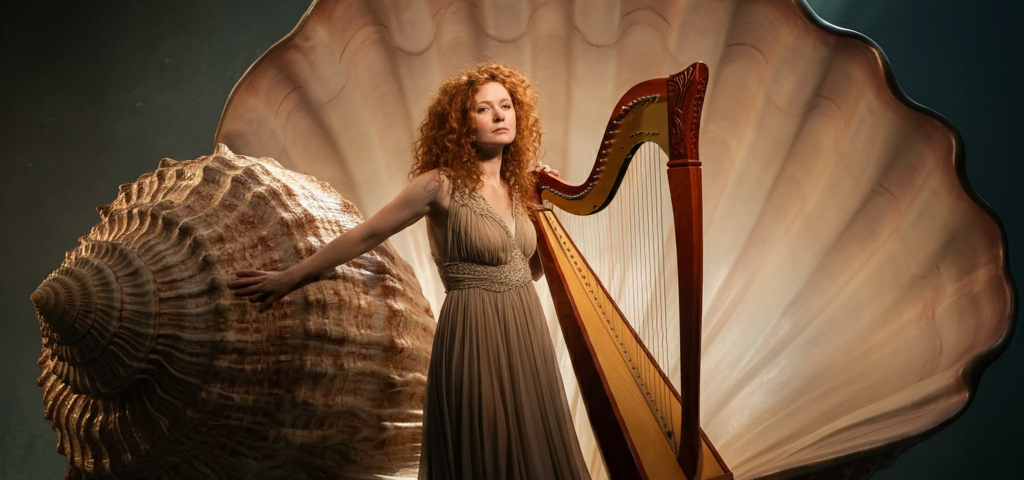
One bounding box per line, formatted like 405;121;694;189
529;163;559;282
530;250;544;281
529;163;560;281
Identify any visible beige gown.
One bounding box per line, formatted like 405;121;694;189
418;188;591;480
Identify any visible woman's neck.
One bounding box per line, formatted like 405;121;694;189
478;150;503;187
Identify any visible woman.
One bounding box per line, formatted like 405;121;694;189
229;63;591;480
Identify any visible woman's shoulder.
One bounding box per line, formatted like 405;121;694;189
408;169;454;209
410;169;451;192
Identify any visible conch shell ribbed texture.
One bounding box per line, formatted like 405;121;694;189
214;1;1015;479
31;144;435;480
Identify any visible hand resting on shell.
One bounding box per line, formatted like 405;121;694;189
228;269;309;312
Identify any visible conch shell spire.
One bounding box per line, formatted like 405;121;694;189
33;242;156;398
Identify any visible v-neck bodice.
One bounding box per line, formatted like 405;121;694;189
473;190;517;239
429;189;535;292
471;190;517;239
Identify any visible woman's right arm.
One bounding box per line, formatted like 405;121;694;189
229;170;446;311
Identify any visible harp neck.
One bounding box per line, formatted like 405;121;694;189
536;63;708;212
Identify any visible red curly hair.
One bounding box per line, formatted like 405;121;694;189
410;63;542;209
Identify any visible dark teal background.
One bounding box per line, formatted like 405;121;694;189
1;1;1020;478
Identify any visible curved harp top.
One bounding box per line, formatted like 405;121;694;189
536;62;708;215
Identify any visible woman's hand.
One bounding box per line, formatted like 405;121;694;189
228;269;302;312
534;163;560;178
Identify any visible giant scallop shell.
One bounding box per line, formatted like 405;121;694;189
213;0;1015;478
30;144;435;479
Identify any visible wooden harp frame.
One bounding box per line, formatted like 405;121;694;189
532;63;731;480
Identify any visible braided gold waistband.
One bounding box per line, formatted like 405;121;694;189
439;259;532;292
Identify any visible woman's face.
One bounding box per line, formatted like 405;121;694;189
471;82;516;153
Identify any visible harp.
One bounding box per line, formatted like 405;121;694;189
533;63;730;480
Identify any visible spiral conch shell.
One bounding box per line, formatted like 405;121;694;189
214;0;1015;479
30;144;435;479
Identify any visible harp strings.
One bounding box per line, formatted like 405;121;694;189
554;141;681;449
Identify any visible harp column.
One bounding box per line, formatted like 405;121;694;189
665;63;708;480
